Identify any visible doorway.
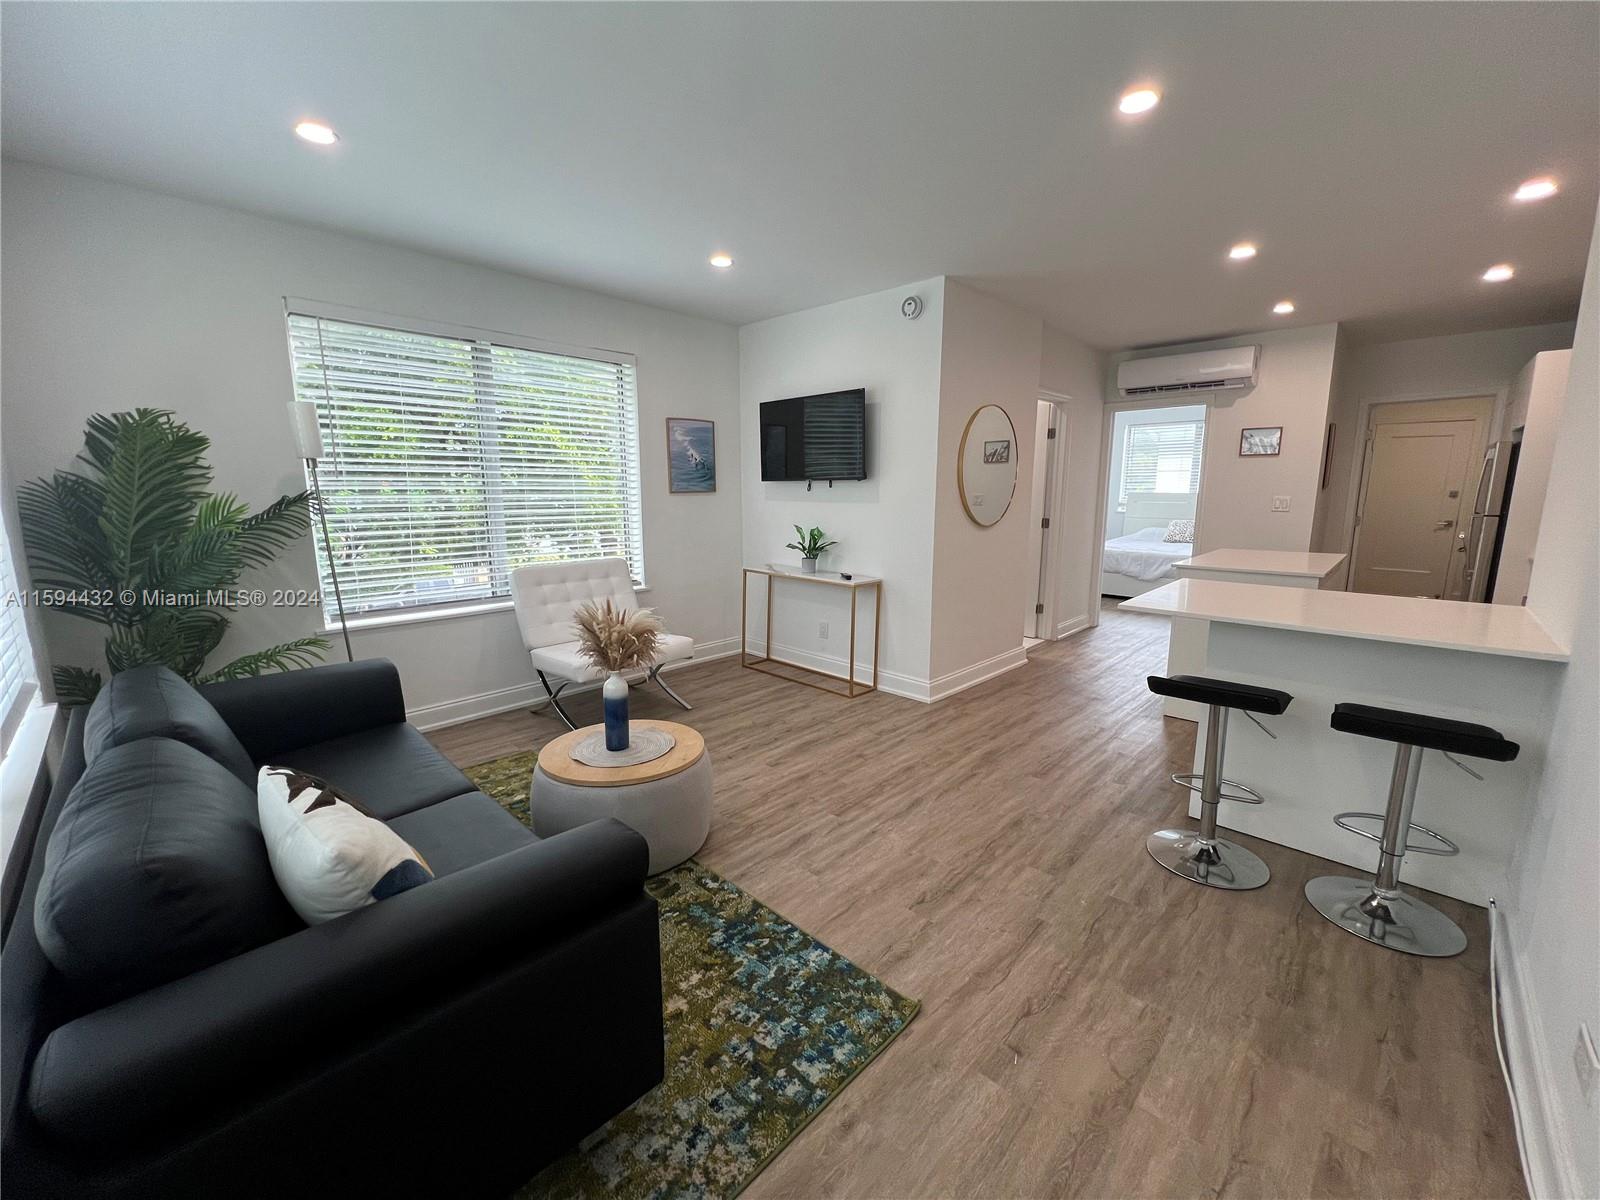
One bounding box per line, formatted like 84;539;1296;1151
1349;395;1493;599
1097;402;1208;599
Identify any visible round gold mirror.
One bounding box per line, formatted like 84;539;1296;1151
957;404;1018;527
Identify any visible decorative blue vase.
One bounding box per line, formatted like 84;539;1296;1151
603;671;630;751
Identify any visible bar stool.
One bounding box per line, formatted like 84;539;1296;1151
1306;702;1520;957
1144;674;1293;891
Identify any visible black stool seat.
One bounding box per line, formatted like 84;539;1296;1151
1147;674;1292;715
1330;702;1520;762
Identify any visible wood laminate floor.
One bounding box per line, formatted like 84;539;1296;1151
428;603;1523;1199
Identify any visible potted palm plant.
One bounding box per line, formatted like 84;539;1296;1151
17;409;328;704
785;525;838;574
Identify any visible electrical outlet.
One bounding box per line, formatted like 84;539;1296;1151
818;621;829;640
1271;495;1291;512
1576;1023;1599;1104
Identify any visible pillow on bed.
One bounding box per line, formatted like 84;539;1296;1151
1164;520;1195;544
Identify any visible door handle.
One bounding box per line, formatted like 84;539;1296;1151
1434;520;1454;530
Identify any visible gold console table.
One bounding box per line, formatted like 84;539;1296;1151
740;565;882;698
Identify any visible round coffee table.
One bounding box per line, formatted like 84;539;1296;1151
531;719;712;874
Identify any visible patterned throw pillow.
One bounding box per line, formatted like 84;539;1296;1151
257;767;433;924
1164;519;1196;544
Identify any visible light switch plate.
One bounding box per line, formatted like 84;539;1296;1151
1272;495;1291;512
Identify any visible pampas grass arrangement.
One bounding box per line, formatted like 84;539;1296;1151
573;599;664;674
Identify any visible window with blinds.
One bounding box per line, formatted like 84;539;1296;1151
1121;419;1205;502
286;310;643;622
0;522;40;756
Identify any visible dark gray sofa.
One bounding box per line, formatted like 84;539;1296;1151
1;659;664;1199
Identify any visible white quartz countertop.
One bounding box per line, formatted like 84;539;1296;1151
1174;549;1347;578
1121;578;1570;662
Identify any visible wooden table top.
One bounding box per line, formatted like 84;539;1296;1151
536;719;705;787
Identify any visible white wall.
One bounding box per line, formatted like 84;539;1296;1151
1495;350;1572;607
1108;325;1339;555
1040;326;1105;637
928;281;1042;685
738;279;945;692
1316;321;1577;583
0;161;743;727
1506;208;1599;1200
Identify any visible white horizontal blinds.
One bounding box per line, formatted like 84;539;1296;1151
286;313;642;621
1122;420;1204;499
0;523;39;753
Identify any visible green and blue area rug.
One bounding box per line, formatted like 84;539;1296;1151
464;751;920;1200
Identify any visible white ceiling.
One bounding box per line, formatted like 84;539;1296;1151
3;2;1596;348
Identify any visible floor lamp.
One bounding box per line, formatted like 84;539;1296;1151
287;400;354;662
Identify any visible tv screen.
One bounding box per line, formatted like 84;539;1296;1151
759;389;867;481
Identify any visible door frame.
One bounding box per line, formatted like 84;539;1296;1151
1090;395;1213;625
1030;390;1074;640
1347;392;1496;600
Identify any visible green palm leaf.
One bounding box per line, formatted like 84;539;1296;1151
234;492;313;569
201;637;330;682
18;409;327;702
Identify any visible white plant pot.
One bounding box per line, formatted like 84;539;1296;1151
800;557;818;574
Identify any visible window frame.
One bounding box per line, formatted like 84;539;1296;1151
282;299;646;628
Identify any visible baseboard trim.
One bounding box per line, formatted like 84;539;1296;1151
1054;613;1091;640
1495;905;1583;1200
927;645;1029;702
407;637;741;731
760;641;930;702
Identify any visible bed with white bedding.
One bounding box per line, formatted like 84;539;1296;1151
1100;526;1193;598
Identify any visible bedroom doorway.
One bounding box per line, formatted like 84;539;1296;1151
1099;402;1208;598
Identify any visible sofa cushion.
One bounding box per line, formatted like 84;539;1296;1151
257;767;434;924
83;664;257;785
270;723;475;819
386;791;537;877
33;738;300;1003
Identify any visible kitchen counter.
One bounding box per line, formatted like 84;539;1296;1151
1125;577;1569;661
1119;578;1567;904
1174;549;1348;580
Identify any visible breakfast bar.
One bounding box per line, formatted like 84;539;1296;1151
1122;578;1570;903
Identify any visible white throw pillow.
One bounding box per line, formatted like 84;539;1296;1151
1164;519;1196;544
257;767;433;925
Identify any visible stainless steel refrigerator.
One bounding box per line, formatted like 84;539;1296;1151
1462;440;1519;603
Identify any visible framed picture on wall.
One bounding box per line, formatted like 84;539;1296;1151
1240;426;1283;456
666;418;716;492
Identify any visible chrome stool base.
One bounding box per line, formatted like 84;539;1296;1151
1147;829;1271;891
1170;773;1264;805
1305;875;1466;958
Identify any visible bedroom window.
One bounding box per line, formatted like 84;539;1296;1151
1120;419;1205;504
285;307;643;623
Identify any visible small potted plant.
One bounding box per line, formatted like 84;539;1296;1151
573;599;663;750
786;525;838;574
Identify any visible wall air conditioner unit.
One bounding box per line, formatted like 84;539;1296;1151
1117;345;1260;397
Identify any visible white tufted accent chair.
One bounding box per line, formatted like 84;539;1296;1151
509;558;695;730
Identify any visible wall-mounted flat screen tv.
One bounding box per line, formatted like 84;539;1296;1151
759;388;867;481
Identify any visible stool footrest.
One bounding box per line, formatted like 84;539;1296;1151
1333;811;1460;856
1171;773;1264;805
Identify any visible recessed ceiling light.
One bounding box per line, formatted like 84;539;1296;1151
1273;300;1295;315
1482;263;1515;282
1228;242;1258;261
293;120;339;146
1118;87;1161;116
1513;177;1558;202
708;252;734;270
